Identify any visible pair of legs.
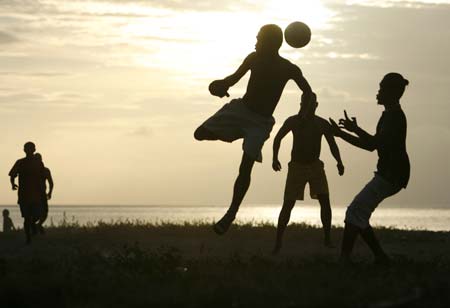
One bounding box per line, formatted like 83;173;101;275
340;175;401;264
273;194;332;254
340;222;389;265
195;126;255;234
36;202;48;234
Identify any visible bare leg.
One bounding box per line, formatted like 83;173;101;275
360;225;390;265
317;194;332;247
24;217;32;244
273;199;296;255
194;125;219;141
213;153;255;235
340;222;360;264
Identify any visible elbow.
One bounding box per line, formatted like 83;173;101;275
365;144;376;152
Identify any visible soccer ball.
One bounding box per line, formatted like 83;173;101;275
284;21;311;48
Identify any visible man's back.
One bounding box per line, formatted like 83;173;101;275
9;157;42;204
243;53;301;117
289;115;330;164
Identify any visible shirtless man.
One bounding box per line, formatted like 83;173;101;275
272;93;344;254
194;24;313;235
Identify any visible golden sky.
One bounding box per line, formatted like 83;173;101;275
1;0;449;206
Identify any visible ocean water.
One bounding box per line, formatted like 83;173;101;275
2;204;450;232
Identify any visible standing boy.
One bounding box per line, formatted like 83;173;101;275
272;93;344;254
194;24;313;234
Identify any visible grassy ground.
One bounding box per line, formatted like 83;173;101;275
1;221;450;307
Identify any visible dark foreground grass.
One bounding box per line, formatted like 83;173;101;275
1;222;450;308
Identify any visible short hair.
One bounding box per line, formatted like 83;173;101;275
381;72;409;100
2;209;9;216
23;141;36;153
301;92;318;105
259;24;283;51
24;141;35;151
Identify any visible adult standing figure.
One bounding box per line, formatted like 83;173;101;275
9;142;43;243
329;73;410;264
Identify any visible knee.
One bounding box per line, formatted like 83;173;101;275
194;127;204;141
281;201;295;213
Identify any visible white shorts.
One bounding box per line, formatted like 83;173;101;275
345;174;402;229
200;99;275;162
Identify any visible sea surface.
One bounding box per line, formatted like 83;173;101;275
2;204;450;232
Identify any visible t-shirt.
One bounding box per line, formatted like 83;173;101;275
374;106;410;188
8;156;44;204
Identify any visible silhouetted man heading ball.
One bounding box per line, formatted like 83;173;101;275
194;24;313;235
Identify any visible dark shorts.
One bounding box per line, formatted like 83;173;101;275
19;203;42;219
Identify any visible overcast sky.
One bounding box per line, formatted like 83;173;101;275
0;0;449;207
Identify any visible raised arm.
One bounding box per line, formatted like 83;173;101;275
291;65;312;96
272;118;294;171
209;53;254;98
291;65;313;115
340;110;376;150
329;118;376;151
324;123;344;176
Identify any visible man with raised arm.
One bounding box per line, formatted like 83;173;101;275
194;24;313;234
330;72;410;265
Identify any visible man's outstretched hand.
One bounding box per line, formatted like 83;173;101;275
11;184;18;190
339;110;359;132
209;80;230;98
272;159;282;172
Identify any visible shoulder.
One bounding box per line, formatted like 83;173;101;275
244;52;257;64
386;108;407;124
315;116;332;131
14;158;26;167
282;115;299;128
315;116;330;126
285;60;303;77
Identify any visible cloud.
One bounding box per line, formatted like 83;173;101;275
127;126;153;137
0;31;19;44
343;0;450;8
71;0;262;12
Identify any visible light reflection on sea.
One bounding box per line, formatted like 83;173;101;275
2;205;450;232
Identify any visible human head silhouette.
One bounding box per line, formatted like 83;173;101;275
23;142;36;156
35;153;42;161
377;72;409;106
255;24;283;55
3;209;9;217
299;92;318;117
